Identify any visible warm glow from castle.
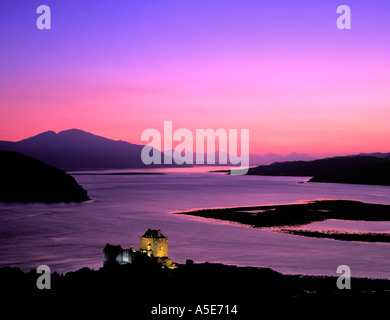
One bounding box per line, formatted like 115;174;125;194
103;229;176;269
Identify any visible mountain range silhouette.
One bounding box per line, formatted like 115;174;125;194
0;129;389;174
0;129;176;170
0;129;319;170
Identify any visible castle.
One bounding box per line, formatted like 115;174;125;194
103;229;176;269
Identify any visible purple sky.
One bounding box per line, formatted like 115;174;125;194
0;0;389;156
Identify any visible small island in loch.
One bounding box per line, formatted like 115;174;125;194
174;200;390;243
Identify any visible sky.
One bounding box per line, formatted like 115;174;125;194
0;0;389;156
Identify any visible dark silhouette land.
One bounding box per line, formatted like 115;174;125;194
240;156;390;186
2;261;390;301
0;129;182;170
2;226;390;301
249;152;316;165
174;200;390;242
0;129;318;169
308;161;390;186
0;150;89;203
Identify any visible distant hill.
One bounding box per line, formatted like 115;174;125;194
0;150;89;203
168;151;316;166
355;152;390;159
248;152;316;165
0;129;181;170
245;156;388;176
243;156;390;186
0;129;317;169
309;161;390;186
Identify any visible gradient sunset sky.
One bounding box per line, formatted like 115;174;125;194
0;0;389;156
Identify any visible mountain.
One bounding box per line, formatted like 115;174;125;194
0;150;89;203
244;155;390;180
0;129;315;169
170;151;316;166
248;152;316;165
355;152;390;159
0;129;180;170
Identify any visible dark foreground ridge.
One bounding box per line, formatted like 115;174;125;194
174;200;390;243
2;262;390;301
0;150;89;203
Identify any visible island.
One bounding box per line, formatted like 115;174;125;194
0;150;90;203
173;200;390;243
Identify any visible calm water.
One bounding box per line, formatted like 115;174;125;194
1;168;390;278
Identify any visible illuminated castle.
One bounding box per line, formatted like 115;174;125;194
103;229;175;268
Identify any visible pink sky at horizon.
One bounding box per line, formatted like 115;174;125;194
1;1;389;157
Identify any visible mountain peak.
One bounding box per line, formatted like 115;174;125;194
0;128;151;170
33;130;56;137
57;129;89;135
19;129;96;143
19;130;56;143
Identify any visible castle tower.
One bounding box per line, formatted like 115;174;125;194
139;228;168;258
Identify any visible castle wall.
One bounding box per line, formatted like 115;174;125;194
121;249;133;264
104;244;134;266
139;236;168;258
